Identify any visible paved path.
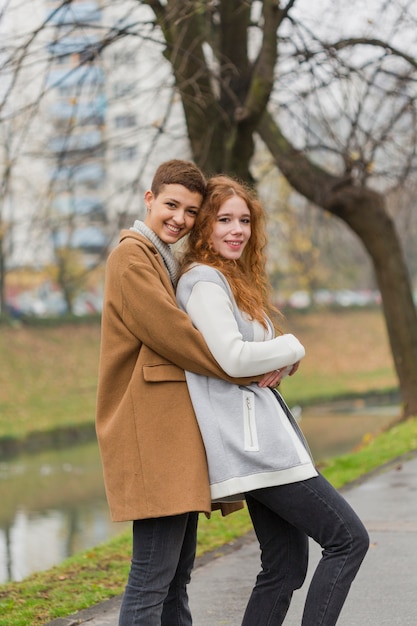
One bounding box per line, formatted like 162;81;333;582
46;453;417;625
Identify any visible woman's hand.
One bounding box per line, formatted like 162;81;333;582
288;361;300;376
258;361;301;388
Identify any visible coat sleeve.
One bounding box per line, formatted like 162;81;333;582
109;241;259;383
180;280;305;377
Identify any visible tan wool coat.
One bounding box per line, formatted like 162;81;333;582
96;230;251;522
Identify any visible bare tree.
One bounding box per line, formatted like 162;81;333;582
137;0;417;418
2;0;417;416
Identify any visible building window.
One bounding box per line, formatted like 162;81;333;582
54;54;71;65
57;85;77;97
114;146;138;161
113;81;136;98
114;114;137;129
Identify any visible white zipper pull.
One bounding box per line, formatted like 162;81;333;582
243;391;259;451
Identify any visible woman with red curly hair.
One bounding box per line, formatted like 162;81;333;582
177;175;369;626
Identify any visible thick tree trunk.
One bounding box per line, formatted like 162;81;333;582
329;187;417;419
0;232;5;319
147;0;281;179
259;113;417;418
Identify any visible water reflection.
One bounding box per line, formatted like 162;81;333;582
299;400;400;462
0;402;400;584
0;441;130;584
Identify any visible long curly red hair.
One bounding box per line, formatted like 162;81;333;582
180;175;281;331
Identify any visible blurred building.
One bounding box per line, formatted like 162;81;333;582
0;0;188;269
45;0;108;265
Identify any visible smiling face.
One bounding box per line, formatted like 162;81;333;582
144;183;202;244
209;195;251;260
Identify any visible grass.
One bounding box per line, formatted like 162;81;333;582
0;323;100;440
279;308;397;406
0;308;415;625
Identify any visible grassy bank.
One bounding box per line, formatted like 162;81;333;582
0;308;413;625
0;322;100;442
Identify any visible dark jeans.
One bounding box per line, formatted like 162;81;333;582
118;512;198;626
243;473;369;626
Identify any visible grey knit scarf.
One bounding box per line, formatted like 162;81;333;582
130;220;179;286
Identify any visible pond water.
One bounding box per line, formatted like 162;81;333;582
0;401;400;584
0;441;130;584
296;399;400;462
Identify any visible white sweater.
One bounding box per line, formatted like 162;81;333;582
176;265;317;501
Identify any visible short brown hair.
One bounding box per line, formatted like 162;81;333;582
151;160;206;197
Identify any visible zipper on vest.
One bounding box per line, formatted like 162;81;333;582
243;390;259;451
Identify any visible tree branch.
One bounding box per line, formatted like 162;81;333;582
258;109;347;210
328;37;417;70
239;0;281;122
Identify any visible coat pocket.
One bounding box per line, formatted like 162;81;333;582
242;389;259;451
143;363;186;382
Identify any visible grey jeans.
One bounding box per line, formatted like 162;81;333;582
243;474;369;625
118;512;198;626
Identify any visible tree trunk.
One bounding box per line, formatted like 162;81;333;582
259;112;417;418
331;187;417;419
146;0;281;179
0;231;5;319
